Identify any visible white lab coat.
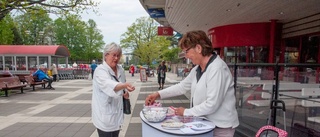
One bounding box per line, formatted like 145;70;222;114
159;55;239;128
91;61;126;132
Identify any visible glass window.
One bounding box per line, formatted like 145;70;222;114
28;56;37;70
4;56;13;70
16;56;26;70
0;56;3;70
39;56;48;68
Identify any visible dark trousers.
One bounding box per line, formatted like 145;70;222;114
97;128;120;137
43;77;53;88
158;73;166;84
52;74;57;81
92;70;95;79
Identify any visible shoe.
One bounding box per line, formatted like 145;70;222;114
50;87;55;90
46;86;51;89
158;87;161;90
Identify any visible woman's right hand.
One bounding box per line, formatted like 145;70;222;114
125;83;135;92
145;92;160;106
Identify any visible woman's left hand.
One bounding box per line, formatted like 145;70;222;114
123;91;129;99
175;107;185;116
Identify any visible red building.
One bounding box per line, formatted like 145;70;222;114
140;0;320;64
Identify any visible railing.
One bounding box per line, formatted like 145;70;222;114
229;63;320;136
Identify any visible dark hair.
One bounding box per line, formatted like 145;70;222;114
178;30;213;56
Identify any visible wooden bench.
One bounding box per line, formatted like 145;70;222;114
24;76;47;91
0;76;27;97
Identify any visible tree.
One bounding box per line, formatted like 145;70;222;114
0;14;14;44
84;19;105;62
53;14;105;63
54;14;87;62
120;17;171;66
0;0;99;21
14;8;53;45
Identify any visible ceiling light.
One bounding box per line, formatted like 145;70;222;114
279;12;284;15
226;9;231;12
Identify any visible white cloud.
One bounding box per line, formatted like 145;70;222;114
80;0;149;45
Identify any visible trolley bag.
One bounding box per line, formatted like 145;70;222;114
256;100;288;137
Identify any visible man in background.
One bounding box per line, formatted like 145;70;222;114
90;60;98;79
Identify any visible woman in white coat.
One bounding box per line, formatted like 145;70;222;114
92;42;135;137
145;30;239;137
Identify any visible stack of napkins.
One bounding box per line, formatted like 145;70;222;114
180;122;214;133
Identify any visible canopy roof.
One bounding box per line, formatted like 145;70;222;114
140;0;320;35
0;45;70;57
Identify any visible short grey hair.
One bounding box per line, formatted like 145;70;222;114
103;42;122;56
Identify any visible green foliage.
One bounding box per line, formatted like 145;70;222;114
0;0;99;21
53;14;105;63
0;15;14;44
54;14;88;62
14;8;53;45
120;17;173;66
85;19;105;62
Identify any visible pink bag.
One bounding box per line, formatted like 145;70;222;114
256;100;288;137
255;125;288;137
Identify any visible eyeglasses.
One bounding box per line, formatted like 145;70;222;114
106;53;121;58
182;47;192;54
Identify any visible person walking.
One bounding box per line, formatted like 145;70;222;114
50;64;58;82
145;30;239;137
130;64;135;77
157;60;167;89
91;42;135;137
90;60;98;79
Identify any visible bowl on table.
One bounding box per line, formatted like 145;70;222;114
142;107;168;123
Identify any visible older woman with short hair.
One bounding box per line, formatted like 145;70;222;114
91;42;135;137
145;30;239;137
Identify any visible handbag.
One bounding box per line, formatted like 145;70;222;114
123;91;131;114
112;75;131;114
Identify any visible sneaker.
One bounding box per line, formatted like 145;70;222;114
158;87;161;90
50;87;55;90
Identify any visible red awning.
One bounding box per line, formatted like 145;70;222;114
0;45;70;57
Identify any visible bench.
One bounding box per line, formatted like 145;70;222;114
24;76;47;91
0;76;27;97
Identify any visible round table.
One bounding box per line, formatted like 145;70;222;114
140;111;214;137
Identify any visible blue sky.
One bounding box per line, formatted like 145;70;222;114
80;0;149;46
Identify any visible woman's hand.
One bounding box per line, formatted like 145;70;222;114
145;92;160;106
175;107;185;116
125;83;135;92
123;90;129;99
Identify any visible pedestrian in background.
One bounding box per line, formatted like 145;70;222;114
50;64;58;82
91;42;135;137
157;60;167;89
130;64;135;77
145;30;239;137
90;60;97;79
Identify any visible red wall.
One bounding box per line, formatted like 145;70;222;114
208;23;271;48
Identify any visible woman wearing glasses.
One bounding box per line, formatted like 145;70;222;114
145;30;239;137
92;42;135;137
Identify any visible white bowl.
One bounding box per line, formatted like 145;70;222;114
142;107;167;122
